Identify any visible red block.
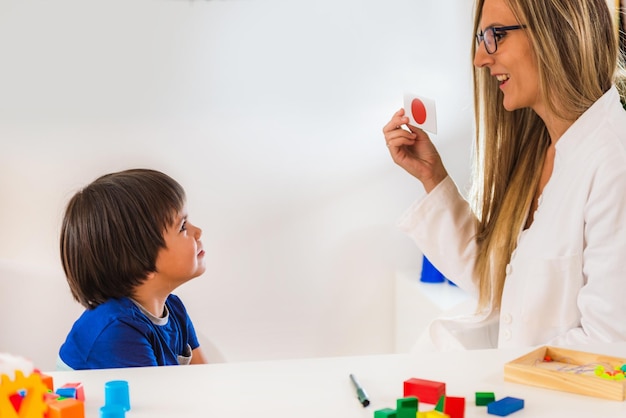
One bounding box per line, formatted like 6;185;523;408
443;396;465;418
403;378;446;404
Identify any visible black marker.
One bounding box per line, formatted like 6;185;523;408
349;373;370;407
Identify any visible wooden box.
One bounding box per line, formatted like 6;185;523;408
504;346;626;401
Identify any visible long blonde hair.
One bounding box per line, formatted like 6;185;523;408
471;0;620;311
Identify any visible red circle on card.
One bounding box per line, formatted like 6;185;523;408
411;98;427;124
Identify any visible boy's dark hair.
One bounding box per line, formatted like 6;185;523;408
60;169;186;309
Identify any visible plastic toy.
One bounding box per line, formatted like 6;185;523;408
57;383;85;402
0;370;48;418
46;397;85;418
104;380;130;411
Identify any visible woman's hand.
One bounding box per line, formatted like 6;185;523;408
382;108;448;193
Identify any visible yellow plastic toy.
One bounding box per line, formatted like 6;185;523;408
0;370;48;418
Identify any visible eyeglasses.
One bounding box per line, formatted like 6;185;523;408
476;25;527;54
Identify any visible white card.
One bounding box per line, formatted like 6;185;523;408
403;93;437;134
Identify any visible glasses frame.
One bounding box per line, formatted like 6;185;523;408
476;25;527;54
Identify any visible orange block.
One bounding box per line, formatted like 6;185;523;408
39;374;55;392
45;398;84;418
33;370;54;392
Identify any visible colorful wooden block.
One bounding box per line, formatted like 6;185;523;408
404;378;446;404
434;395;465;418
475;392;495;406
434;395;445;412
374;408;397;418
487;397;524;416
396;396;419;418
443;396;465;418
418;411;449;418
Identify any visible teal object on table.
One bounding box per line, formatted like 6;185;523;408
104;380;131;412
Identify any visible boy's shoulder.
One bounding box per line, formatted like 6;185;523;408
95;296;138;312
65;297;150;345
79;297;144;325
164;293;188;316
165;293;183;306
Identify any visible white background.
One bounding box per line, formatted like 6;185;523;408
0;0;474;368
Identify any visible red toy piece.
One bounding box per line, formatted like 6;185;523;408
8;393;22;411
443;396;465;418
403;378;446;404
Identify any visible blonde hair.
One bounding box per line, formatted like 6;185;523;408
471;0;621;311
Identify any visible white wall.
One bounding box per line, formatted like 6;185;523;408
0;0;474;366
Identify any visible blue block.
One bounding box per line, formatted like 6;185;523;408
420;255;446;283
487;397;524;416
55;387;77;399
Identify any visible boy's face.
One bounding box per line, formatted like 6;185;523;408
154;207;206;287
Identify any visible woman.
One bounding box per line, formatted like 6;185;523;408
383;0;626;350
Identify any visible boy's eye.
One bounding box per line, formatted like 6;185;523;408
180;221;187;232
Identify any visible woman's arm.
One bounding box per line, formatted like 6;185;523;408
397;176;480;298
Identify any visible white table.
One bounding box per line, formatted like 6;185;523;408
44;343;626;417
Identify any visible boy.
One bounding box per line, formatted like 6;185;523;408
57;169;208;369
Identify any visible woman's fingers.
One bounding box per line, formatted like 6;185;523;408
383;110;418;150
382;108;410;134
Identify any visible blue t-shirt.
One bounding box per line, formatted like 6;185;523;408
59;294;200;370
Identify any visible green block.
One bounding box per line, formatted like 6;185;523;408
396;396;418;418
434;395;445;412
374;408;397;418
475;392;495;406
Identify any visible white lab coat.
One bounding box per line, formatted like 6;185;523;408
398;86;626;350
